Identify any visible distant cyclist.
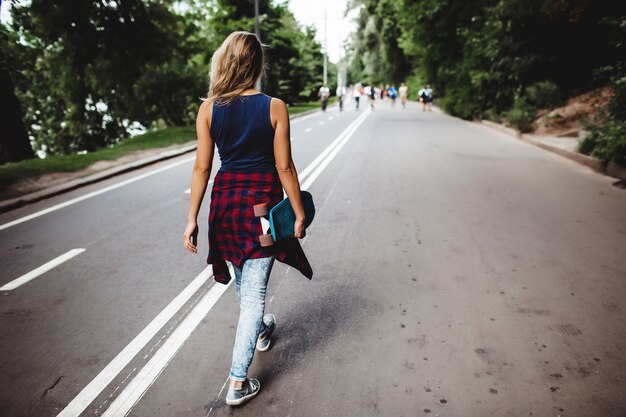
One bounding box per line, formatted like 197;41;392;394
399;82;408;109
336;85;347;111
318;83;330;112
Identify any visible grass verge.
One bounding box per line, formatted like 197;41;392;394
289;97;337;115
0;126;196;189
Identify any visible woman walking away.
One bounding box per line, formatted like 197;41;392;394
183;31;312;407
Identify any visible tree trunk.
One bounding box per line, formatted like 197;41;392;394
0;68;36;164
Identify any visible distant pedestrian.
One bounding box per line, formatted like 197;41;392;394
388;85;398;108
336;85;347;111
425;84;433;111
399;82;408;109
353;82;363;110
418;85;427;111
367;84;376;109
183;31;312;407
318;83;330;112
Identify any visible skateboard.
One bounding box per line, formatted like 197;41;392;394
253;191;315;247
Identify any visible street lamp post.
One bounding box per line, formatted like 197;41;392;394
254;0;261;91
323;7;328;85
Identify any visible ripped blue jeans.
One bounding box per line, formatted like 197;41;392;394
229;256;275;381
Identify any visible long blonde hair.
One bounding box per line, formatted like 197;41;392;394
208;31;266;104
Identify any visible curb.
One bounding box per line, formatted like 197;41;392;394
0;144;198;214
0;110;325;214
479;120;625;181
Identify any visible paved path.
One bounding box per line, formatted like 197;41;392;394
0;100;625;417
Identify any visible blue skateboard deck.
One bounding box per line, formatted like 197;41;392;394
254;191;315;246
269;191;315;241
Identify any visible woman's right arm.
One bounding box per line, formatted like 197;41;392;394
271;98;306;239
183;100;215;253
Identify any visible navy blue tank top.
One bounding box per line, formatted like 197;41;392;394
210;93;275;172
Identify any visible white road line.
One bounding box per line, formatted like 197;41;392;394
66;108;371;417
319;121;325;125
0;157;195;232
301;108;370;191
101;267;233;417
0;248;85;291
305;127;312;133
298;108;371;184
328;117;334;121
57;266;213;417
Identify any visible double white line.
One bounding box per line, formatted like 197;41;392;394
58;108;371;417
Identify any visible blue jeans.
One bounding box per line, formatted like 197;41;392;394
229;256;275;381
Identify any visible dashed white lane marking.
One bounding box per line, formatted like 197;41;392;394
101;268;234;417
305;127;312;133
328;116;334;121
57;266;213;417
0;157;195;232
0;248;85;291
319;121;325;125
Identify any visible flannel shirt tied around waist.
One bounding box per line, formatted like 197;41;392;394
207;169;313;284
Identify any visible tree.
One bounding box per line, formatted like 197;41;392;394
0;45;35;164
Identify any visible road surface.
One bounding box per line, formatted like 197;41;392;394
1;100;625;417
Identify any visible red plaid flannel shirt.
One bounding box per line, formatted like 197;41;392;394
207;169;313;284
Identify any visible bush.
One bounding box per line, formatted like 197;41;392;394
505;97;536;133
525;81;564;109
609;76;626;122
442;88;480;120
579;119;626;166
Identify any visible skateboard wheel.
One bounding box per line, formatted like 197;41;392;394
259;233;274;247
253;203;268;217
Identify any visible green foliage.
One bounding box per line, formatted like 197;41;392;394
347;0;411;85
347;0;626;124
525;81;564;109
3;0;325;159
505;97;536;133
608;77;626;122
580;119;626;166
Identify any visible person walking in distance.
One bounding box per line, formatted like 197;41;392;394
353;82;362;110
367;84;376;109
183;31;312;407
418;85;427;111
399;82;409;109
388;84;398;108
318;83;330;112
336;84;346;111
425;84;434;111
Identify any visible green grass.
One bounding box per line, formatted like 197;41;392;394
288;97;337;115
0;126;196;189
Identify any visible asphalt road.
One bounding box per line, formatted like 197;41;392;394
1;99;625;417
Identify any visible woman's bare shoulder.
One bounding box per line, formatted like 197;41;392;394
269;97;288;120
199;99;214;114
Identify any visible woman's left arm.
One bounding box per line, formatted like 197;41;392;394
183;100;215;254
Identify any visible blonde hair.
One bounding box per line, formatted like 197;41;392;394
207;31;265;104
